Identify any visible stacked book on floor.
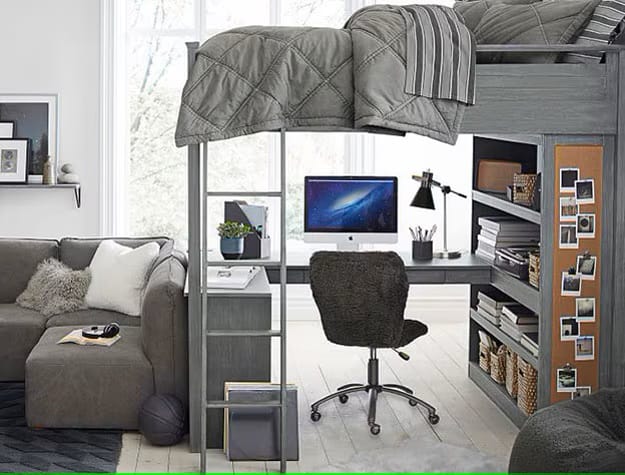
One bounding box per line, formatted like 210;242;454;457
500;303;539;342
476;288;516;327
476;216;540;263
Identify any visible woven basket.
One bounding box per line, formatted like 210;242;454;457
513;173;538;207
529;251;540;289
490;345;506;384
479;342;491;373
505;349;518;398
518;358;538;416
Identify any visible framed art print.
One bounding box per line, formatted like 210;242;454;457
0;138;29;183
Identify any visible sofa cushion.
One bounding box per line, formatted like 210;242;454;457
85;240;160;316
17;258;91;317
25;325;154;429
0;304;48;381
46;308;140;329
0;238;58;303
59;237;169;271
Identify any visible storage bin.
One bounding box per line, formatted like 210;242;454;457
517;357;538;416
529;251;540;289
506;348;518;398
479;342;491;373
490;345;506;384
513;173;538;207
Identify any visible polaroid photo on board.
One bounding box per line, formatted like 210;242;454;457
560;225;578;249
557;367;577;392
560;197;578;222
575;335;595;361
576;254;596;280
560;167;579;193
560;316;580;340
576;297;596;322
576;214;595;239
562;272;582;296
575;179;595;205
571;386;592;399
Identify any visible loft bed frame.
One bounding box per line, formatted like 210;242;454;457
185;41;625;472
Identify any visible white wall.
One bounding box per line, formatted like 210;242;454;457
0;0;101;238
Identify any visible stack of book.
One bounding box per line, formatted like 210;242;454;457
500;303;539;341
476;216;540;262
521;332;539;357
476;288;516;327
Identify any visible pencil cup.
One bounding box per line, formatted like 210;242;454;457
412;241;433;261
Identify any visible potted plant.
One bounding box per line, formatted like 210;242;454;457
217;221;252;260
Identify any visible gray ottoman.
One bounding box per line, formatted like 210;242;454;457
25;326;154;429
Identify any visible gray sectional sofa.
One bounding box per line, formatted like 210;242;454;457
0;237;188;430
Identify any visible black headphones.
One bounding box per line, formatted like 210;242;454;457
82;322;120;339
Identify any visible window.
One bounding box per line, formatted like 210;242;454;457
110;0;471;253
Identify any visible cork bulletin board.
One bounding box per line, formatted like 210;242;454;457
551;144;602;403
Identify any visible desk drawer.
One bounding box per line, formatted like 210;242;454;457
406;270;446;284
445;269;490;284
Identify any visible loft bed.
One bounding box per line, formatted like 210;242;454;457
178;4;625;473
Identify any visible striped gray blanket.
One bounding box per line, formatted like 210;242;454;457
400;5;476;104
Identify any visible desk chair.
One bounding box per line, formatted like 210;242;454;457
308;251;439;435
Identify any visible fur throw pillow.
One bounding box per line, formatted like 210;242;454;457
17;258;91;317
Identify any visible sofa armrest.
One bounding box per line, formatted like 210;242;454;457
141;255;188;406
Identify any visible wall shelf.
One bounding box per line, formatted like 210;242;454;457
0;183;81;208
470;308;539;369
468;361;528;428
490;267;540;314
472;190;541;225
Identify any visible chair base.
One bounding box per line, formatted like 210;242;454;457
310;349;439;435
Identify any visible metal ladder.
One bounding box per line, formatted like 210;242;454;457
198;131;289;473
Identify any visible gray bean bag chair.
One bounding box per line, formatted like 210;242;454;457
509;389;625;472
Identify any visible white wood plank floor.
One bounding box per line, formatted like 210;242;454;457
118;319;518;473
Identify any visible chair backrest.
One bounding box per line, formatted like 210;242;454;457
309;251;409;348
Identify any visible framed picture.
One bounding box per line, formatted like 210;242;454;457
576;255;596;280
560;316;580;340
560;167;579;193
575;335;595;361
576;297;596;322
575;179;595;205
557;367;577;392
0;94;58;176
0;121;14;138
562;272;582;296
571;386;592;399
560;224;578;249
577;213;595;239
559;197;578;222
0;138;29;184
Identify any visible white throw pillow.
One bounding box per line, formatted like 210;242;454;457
85;240;160;316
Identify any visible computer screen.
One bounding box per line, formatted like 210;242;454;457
304;176;398;234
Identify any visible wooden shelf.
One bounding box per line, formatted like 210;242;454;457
468;361;528;428
0;183;81;208
491;266;540;314
470;308;538;368
472;190;541;225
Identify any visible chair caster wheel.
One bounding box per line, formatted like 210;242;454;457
339;395;349;404
310;411;321;422
369;423;381;435
409;399;418;407
428;413;440;425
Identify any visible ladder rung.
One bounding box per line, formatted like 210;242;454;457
206;191;282;197
205;260;281;267
206;330;281;337
205;400;282;409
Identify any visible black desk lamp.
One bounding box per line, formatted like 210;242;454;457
411;170;467;259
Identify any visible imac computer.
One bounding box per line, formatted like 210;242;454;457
304;176;398;250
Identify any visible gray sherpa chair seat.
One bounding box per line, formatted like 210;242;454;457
509;388;625;472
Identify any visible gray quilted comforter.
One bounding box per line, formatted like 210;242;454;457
175;5;472;146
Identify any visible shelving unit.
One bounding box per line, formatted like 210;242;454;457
472;190;540;225
0;183;81;208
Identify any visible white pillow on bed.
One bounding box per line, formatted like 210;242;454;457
85;240;159;316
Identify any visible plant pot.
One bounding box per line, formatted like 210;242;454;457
220;237;244;260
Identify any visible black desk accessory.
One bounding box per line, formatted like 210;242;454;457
411;170;467;259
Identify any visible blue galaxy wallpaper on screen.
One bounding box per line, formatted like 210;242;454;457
305;178;397;233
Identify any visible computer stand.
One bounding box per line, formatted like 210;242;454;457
336;242;361;251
